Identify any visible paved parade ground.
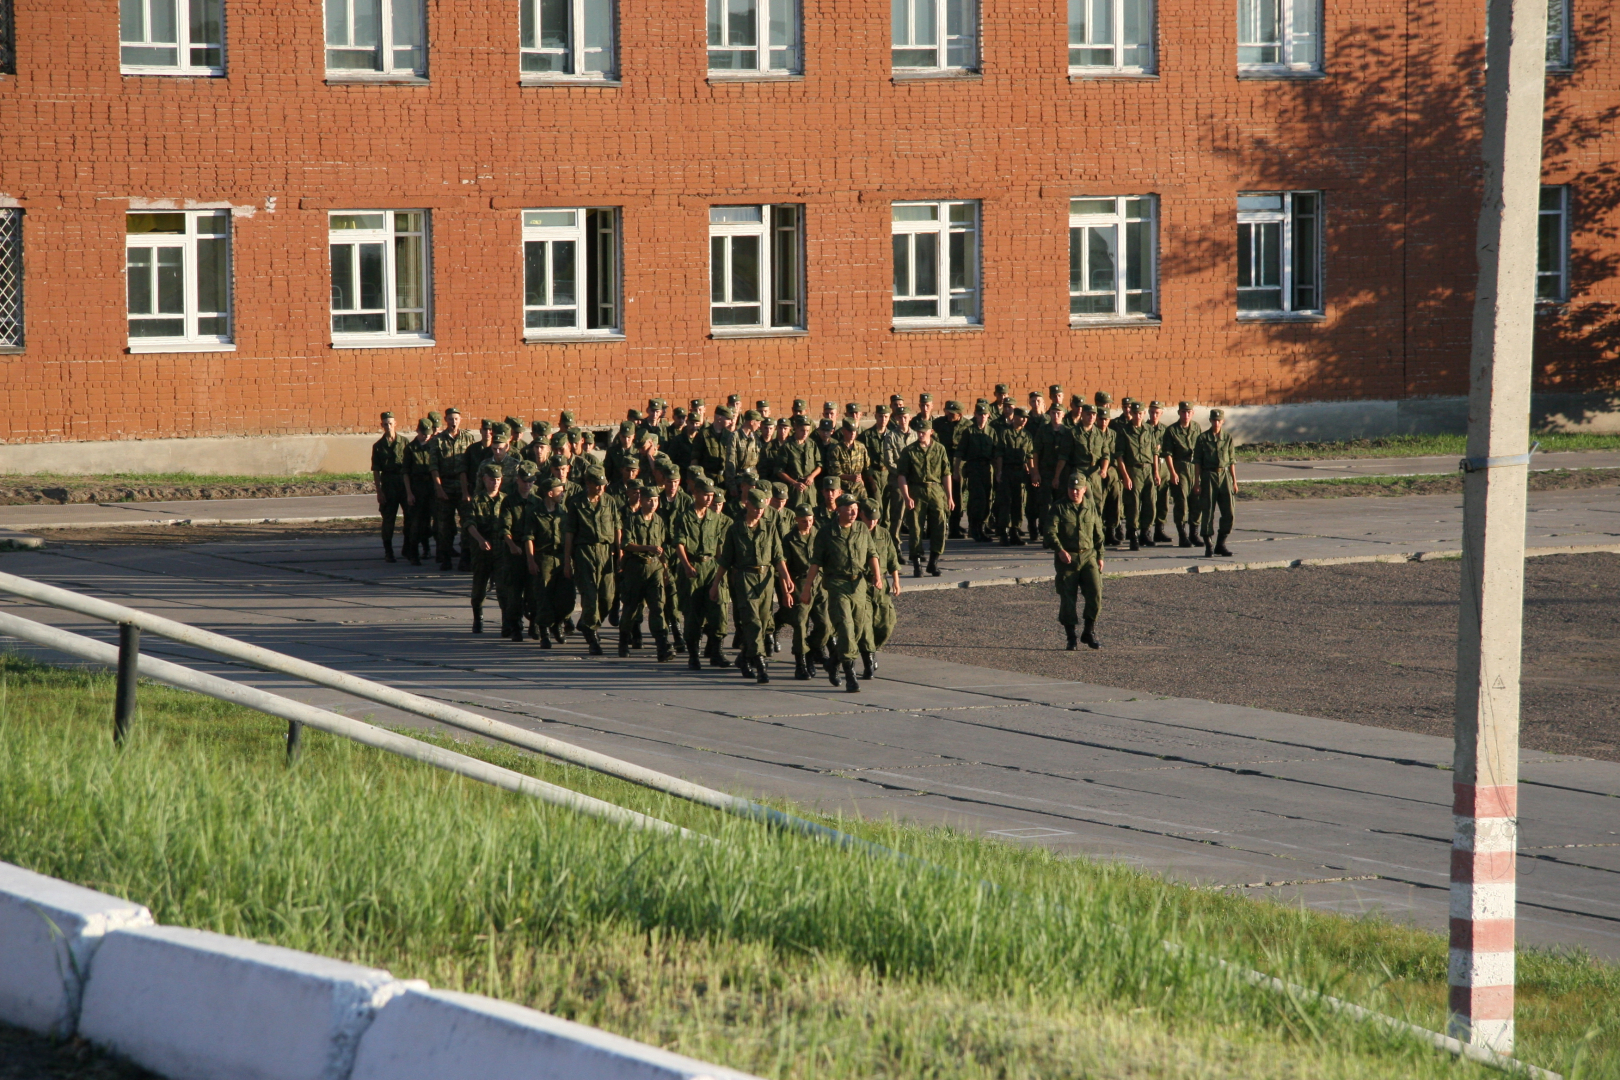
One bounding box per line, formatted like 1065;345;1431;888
1;481;1617;963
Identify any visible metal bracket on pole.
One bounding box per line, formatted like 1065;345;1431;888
1459;441;1540;473
113;623;140;746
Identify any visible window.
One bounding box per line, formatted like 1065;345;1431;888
892;0;976;71
329;212;431;345
0;209;20;350
326;0;424;76
3;0;19;74
1546;0;1570;68
523;208;621;336
709;206;802;331
1537;186;1569;302
520;0;614;78
892;201;979;327
120;0;223;74
1069;0;1152;73
1069;197;1156;320
1237;0;1319;73
1236;192;1320;315
708;0;798;73
124;210;231;350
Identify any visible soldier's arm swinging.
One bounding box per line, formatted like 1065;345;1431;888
776;559;794;609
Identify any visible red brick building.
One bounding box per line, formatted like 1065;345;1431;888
0;0;1615;459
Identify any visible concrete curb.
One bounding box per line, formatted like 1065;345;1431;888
16;514;379;531
0;529;44;550
0;860;760;1080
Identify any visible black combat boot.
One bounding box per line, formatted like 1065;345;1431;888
687;631;703;670
808;646;826;669
927;554;941;577
471;607;483;634
1188;524;1203;547
794;654;810;680
672;631;686;655
540;627;553;649
1081;619;1101;649
738;652;756;679
618;634;630;658
1215;531;1234;557
1129;532;1140;551
1154;525;1173;545
528;620;540;640
1001;532;1015;547
860;649;877;680
827;656;843;686
706;634;732;667
1204;536;1215;557
755;657;770;684
912;556;924;578
1065;625;1078;651
1176;524;1190;548
383;540;396;563
583;627;604;656
607;598;621;627
842;659;860;692
1139;529;1154;548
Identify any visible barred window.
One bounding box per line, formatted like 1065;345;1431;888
1;0;15;75
0;209;21;350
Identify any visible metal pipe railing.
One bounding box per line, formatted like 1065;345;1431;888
0;610;688;837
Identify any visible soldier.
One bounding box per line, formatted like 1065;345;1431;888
465;462;507;635
777;502;819;679
1046;384;1067;425
563;467;621;655
495;463;540;641
523;472;571;646
1054;402;1112;503
713;487;792;683
827;419;870;495
814;475;843;530
897;414;953;576
1194;408;1239;557
426;410;443;437
821;400;838;425
673;476;732;669
655;465;692;654
993;406;1037;545
605;421;639;483
1025;392;1056;538
804;493;881;692
433;408;478;572
618;482;675;661
957;399;997;541
402;417;437;566
857;497;902;679
1043;476;1107;650
932;400;967;538
370;412;410;563
1158;400;1203;548
1144;401;1174;545
730;410;764;492
775;414;822;509
873;405;914;542
1116;399;1162;551
1095;391;1125;545
467;418;496;482
859;403;891;503
523;420;552;466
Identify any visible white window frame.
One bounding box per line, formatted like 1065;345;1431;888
708;205;804;333
120;0;225;75
0;207;21;351
519;0;616;81
1236;191;1322;317
325;0;426;78
1545;0;1571;69
891;200;980;329
328;211;433;348
1069;196;1157;322
1237;0;1320;75
1537;186;1569;303
1068;0;1154;75
892;0;977;73
124;209;233;353
708;0;800;74
522;207;622;340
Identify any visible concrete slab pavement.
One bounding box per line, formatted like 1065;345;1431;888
1;529;1616;960
1239;448;1620;481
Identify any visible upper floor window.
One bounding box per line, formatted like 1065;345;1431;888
892;0;976;72
1070;197;1157;320
326;0;424;77
1069;0;1152;74
329;212;432;345
120;0;223;75
523;208;621;338
1237;192;1321;316
1546;0;1570;69
1237;0;1319;74
126;210;232;351
892;200;979;327
521;0;614;79
709;205;803;332
708;0;799;74
1537;186;1569;302
0;209;21;351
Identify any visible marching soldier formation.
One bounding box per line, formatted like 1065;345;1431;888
370;387;1241;672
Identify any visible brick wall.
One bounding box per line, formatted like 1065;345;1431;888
0;0;1615;443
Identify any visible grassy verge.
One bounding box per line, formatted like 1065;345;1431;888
1237;431;1620;461
1239;467;1620;501
1;655;1612;1079
0;473;372;507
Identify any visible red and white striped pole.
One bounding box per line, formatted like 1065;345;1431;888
1451;0;1547;1054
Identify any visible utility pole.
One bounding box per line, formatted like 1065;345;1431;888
1450;0;1546;1055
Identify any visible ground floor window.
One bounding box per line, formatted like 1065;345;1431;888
522;207;620;335
329;211;431;344
709;205;802;330
126;209;231;348
1069;196;1156;319
1236;191;1320;315
892;200;979;327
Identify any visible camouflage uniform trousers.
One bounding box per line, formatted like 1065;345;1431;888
904;483;949;562
1124;468;1158;539
1055;555;1102;626
679;559;730;653
571;542;615;631
774;577;822;658
822;576;870;664
435;481;472;564
618;559;668;639
1157;463;1198;530
727;568;776;661
961;462;994;539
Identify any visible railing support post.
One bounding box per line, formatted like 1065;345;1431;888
286;719;303;763
114;622;139;746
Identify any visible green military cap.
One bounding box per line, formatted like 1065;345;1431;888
790;414;810;426
1066;473;1085;490
793;502;815;517
739;466;759;481
581;467;607;483
686;463;708;478
1209;408;1226;420
974;400;988;414
1012;406;1028;418
492;430;509;445
845;402;860;414
693;475;717;494
517;461;539;480
835;492;860;508
627;409;643;422
714;405;734;419
478;462;502;478
690;398;705;408
1080;402;1096;413
918;392;932;403
994;383;1009;394
1178;400;1194;411
908;414;929;432
874;404;890;415
480;418;493;430
743;408;762;421
1094;391;1112;406
544;474;565;491
817;418;834;432
443;407;459;417
727;394;741;405
819;475;841;490
1120;396;1134;408
756;399;769;409
428;410;444;425
771;481;788;498
640;480;661;496
745;487;769;508
672;407;686;420
858;498;880;517
416;417;431;432
650;398;666;408
505;415;523;431
618;420;633;432
550;430;568;447
823;400;836;410
840;418;856;431
381;410;394;421
1070;394;1085;408
776;416;790;427
653;452;675;473
622;456;641;470
1049;384;1063;397
1149;400;1166;409
793;398;807;409
559;410;574;423
945;400;963;413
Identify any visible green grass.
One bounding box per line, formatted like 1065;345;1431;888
1;654;1613;1079
1236;431;1620;461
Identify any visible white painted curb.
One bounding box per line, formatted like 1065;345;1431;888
350;986;758;1080
0;862;153;1036
76;924;413;1080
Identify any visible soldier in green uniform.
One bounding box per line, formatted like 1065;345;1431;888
605;421;639;483
433;408;478;572
957;400;997;541
618;482;675;660
1024;393;1057;540
1055;403;1112;506
857;497;902;678
1158;401;1203;547
1043;476;1107;650
1095;391;1125;545
873;407;912;542
1194;408;1239;557
495;464;539;641
775;414;823;509
466;419;496;484
1143;402;1174;545
713;487;792;683
563;467;621;655
674;476;732;669
827;420;870;495
402;417;438;566
897;415;953;576
1116;399;1163;551
777;502;819;680
992;407;1036;546
522;472;571;646
465;462;508;635
371;411;410;563
655;465;692;653
804;493;881;692
931;400;966;539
